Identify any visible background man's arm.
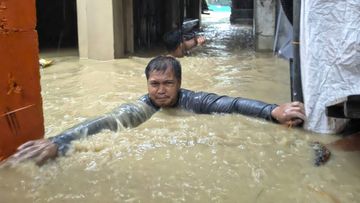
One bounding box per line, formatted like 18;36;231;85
183;36;206;51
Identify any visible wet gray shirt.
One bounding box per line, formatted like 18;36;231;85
51;88;278;155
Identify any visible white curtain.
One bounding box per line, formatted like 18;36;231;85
300;0;360;133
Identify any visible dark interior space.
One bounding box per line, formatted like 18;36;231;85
133;0;201;51
231;0;253;9
230;0;254;23
36;0;78;50
184;0;201;27
133;0;167;50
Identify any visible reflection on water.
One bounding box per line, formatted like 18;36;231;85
1;13;360;203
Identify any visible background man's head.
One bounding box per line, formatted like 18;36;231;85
163;30;186;57
145;56;182;107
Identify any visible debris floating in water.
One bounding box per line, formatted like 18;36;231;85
311;141;331;166
39;58;54;68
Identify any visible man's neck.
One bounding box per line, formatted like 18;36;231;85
168;49;184;58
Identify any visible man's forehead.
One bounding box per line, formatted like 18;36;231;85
149;66;174;75
148;69;177;81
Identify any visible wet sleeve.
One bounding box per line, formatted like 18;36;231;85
183;91;278;122
49;101;157;156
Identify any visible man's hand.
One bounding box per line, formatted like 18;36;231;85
271;101;306;126
196;36;206;46
1;139;58;167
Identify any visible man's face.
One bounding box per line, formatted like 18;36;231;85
147;67;181;108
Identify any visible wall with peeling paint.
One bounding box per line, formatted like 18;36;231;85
0;0;44;160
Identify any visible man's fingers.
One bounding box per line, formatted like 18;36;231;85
284;107;306;120
7;149;43;166
289;111;306;121
197;36;205;45
2;147;46;168
282;112;306;124
291;101;301;106
12;144;46;162
289;102;305;112
290;102;305;112
292;118;304;126
1;139;57;167
34;149;51;166
286;106;305;115
13;145;39;158
291;101;304;108
17;140;36;150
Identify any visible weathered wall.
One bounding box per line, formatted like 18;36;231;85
254;0;275;51
0;0;44;160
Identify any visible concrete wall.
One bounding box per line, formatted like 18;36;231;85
254;0;275;51
77;0;88;58
77;0;134;60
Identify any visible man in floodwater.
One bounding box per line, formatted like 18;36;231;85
4;56;305;166
163;29;206;57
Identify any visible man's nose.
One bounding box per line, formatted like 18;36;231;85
158;84;166;94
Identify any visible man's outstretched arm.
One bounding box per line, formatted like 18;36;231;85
2;101;157;166
179;90;305;125
183;36;206;51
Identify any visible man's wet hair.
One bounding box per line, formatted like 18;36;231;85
145;56;182;81
163;30;183;52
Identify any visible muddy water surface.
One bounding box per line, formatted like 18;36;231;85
1;13;359;203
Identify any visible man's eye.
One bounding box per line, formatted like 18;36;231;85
165;81;174;85
150;83;159;87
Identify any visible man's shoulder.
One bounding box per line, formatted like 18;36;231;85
179;88;193;93
180;88;214;97
179;88;197;98
178;88;213;102
138;94;159;110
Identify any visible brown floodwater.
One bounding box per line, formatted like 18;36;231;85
1;12;359;203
